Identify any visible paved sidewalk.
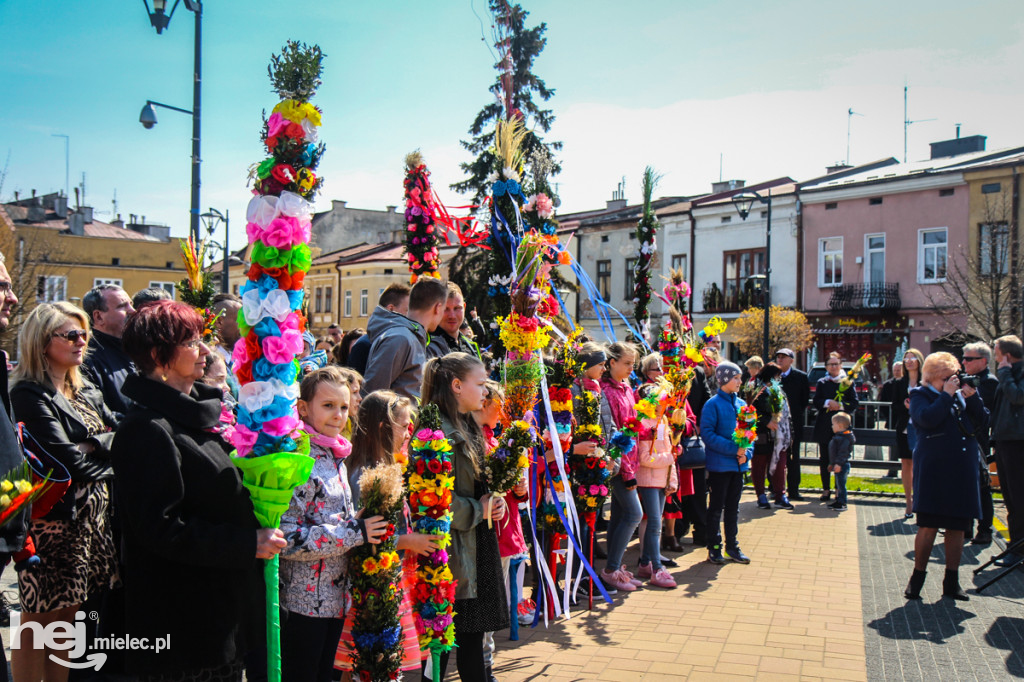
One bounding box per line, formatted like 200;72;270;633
493;491;867;681
858;499;1024;681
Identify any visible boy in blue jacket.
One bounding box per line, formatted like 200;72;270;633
700;361;753;564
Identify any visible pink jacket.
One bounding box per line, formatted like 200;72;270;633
484;426;528;558
636;417;679;490
600;376;639;482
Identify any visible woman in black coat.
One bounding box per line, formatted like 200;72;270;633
112;301;286;681
890;348;924;517
813;353;858;502
10;302;120;680
904;352;987;602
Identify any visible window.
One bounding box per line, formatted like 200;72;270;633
344;291;352;317
818;238;843;287
720;216;732;224
625;258;637;300
825;202;838;210
324;286;333;314
600;235;609;243
314;287;323;313
359;289;368;316
670;254;687;279
149;281;176;297
981;183;1001;194
111;257;120;266
869;197;883;206
723;248;766;301
596;260;611;301
939;188;955;197
918;228;947;283
37;275;66;303
979;223;1010;276
93;278;123;288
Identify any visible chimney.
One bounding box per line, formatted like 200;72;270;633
74;187;80;209
13;191;18;202
26;205;46;222
386;205;396;213
605;180;627;210
712;179;745;193
111;214;124;228
929;134;986;159
81;206;94;224
826;163;853;175
53;194;68;218
67;212;85;235
332;200;347;211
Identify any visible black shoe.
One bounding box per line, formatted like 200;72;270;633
971;532;993;545
833;504;848;511
660;556;679;568
789;493;805;502
819;491;832;502
707;544;726;565
995;552;1023;568
725;546;751;564
0;592;9;628
904;569;926;600
942;569;969;601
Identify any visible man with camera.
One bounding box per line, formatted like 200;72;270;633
990;335;1024;566
961;342;999;545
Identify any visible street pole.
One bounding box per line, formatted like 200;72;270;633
189;4;202;245
763;191;772;361
222;209;230;294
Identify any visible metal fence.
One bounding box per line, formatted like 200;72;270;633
799;400;899;471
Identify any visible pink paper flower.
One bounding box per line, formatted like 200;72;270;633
263;412;301;437
262;329;303;364
228;423;259;456
535;193;554;218
267;112;289;138
262;215;309;249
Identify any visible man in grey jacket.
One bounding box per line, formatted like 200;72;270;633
991;335;1024;565
362;278;447;400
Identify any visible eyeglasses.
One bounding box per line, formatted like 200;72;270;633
962;356;985;362
52;329;88;343
181;338;205;350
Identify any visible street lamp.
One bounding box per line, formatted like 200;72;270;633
200;208;230;293
733;190;773;360
141;0;203;245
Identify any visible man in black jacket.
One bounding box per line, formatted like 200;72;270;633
963;342;999;544
776;348;810;501
0;254;29;680
82;284;136;415
426;283;480;359
991;335;1024;565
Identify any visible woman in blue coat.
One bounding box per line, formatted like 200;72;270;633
904;352;988;602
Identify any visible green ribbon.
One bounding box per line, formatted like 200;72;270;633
250;242;313;274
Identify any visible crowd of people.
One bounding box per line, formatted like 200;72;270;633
0;254;1021;681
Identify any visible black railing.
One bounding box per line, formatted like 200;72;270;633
702;285;767;313
828;282;900;313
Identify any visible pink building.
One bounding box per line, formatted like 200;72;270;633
799;138;1022;374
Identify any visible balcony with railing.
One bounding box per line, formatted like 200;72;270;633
828;282;901;314
702;283;768;313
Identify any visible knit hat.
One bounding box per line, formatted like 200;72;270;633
715;361;742;385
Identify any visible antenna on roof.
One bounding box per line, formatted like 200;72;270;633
846;108;864;165
903;82;937;163
719;153;723;182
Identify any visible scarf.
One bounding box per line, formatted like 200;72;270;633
579;377;601;393
307;428;352;460
825;370;848;383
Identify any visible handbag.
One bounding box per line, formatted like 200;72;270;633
676;435;706;469
18;424;72;519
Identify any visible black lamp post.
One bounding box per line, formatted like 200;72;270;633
141;0;203;245
200;208;230;293
732;189;773;360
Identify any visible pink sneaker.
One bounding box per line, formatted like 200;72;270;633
601;568;637;592
636;562;653;579
621;568;643;587
649;568;677;589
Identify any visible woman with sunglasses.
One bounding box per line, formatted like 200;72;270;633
11;302;120;680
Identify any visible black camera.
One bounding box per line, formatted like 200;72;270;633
957;372;980;389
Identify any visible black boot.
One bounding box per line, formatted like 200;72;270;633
942;569;969;601
486;665;498;682
904;569;926;600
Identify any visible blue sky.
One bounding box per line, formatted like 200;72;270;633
2;0;1022;249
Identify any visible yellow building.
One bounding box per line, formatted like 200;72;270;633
961;154;1024;337
0;194;187;355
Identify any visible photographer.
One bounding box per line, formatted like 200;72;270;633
962;342;998;545
991;335;1024;567
904;352;988;601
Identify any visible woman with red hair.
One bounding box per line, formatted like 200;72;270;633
112;301;286;681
